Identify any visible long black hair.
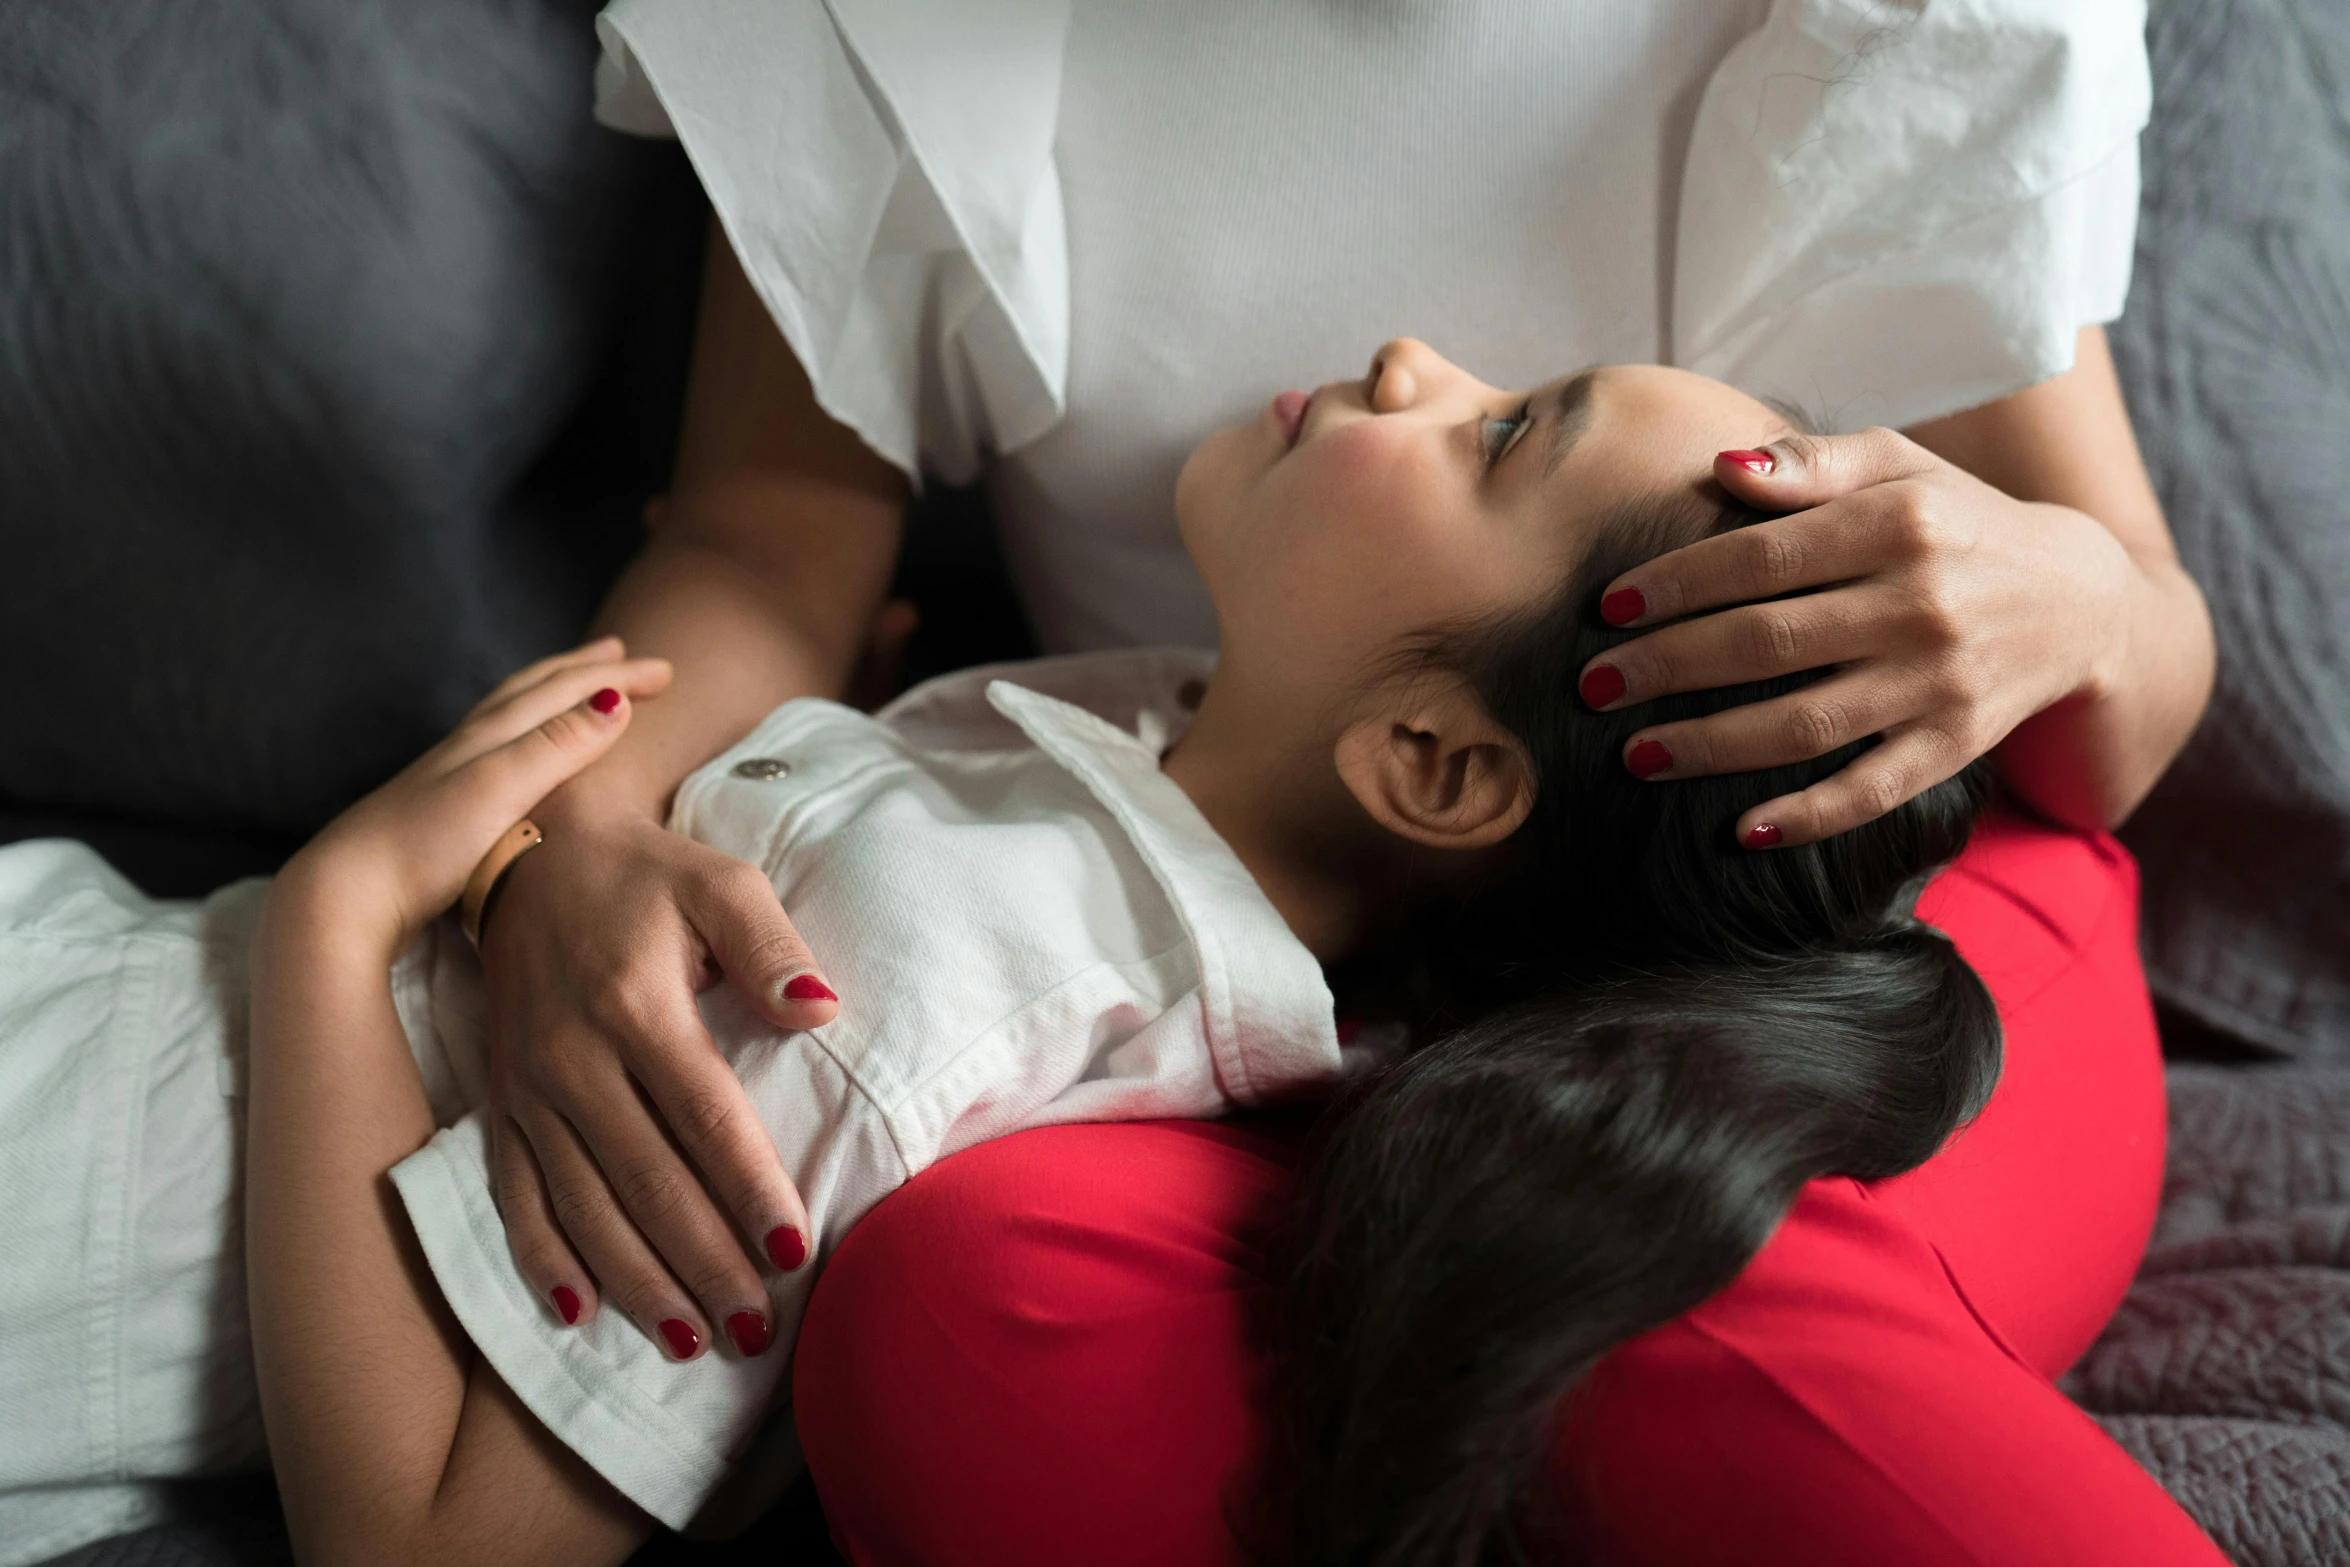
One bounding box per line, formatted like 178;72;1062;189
1273;493;2002;1566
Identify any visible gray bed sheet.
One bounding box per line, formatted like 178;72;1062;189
2076;1067;2350;1563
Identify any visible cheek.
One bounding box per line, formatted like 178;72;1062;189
1174;426;1253;568
1220;430;1458;653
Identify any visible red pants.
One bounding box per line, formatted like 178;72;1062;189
794;814;2227;1565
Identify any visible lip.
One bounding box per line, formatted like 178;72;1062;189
1271;389;1311;449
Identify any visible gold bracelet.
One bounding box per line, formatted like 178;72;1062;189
460;820;543;948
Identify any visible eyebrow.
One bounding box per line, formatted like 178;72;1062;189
1540;370;1601;478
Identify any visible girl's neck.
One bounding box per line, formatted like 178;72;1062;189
1159;677;1402;962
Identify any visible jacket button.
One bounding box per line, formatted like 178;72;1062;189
732;757;792;781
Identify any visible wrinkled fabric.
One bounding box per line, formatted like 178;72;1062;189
0;652;1344;1546
594;0;2146;652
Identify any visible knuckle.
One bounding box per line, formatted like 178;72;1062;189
1775;432;1830;471
536;707;600;754
1787;699;1847;756
667;1084;742;1154
1752;529;1806;590
682;1258;749;1312
1910;590;1967;653
584;980;664;1044
613;1156;693;1226
737;927;812;979
1748;609;1805;668
1857;426;1909;465
548;1181;614;1238
509;1237;571;1287
1857;765;1912;821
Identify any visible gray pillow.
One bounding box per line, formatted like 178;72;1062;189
0;0;686;839
2111;0;2350;1061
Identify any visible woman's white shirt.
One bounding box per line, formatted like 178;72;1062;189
593;0;2149;652
389;649;1342;1530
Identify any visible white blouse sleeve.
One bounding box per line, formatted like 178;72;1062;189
591;0;1071;483
1672;0;2150;432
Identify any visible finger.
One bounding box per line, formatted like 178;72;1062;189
490;1111;598;1328
1734;724;1971;850
627;993;814;1282
1711;427;1941;513
521;1094;724;1361
428;677;646;830
1600;480;1946;628
465;657;675;753
1612;667;1917;782
474;637;628;713
1579;581;1900;711
562;1050;778;1354
684;858;841;1034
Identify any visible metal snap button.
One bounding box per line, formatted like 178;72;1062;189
732;757;792;781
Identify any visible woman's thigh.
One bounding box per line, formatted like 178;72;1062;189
794;817;2214;1564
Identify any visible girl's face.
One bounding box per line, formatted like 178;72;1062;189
1175;340;1793;709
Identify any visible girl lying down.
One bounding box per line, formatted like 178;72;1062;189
0;347;1998;1566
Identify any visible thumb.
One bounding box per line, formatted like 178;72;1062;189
442;681;638;850
687;863;841;1031
1712;427;1938;510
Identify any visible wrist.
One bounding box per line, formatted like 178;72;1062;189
2049;502;2140;708
531;767;668;835
257;854;406;982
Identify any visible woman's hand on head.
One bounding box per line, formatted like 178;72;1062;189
1577;428;2139;848
277;638;673;957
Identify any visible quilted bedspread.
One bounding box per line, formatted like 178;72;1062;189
2074;1068;2350;1563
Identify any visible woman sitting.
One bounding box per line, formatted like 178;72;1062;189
1;346;2219;1564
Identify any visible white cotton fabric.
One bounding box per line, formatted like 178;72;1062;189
593;0;2148;653
0;651;1341;1547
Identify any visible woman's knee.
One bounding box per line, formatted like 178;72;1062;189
796;1120;1292;1565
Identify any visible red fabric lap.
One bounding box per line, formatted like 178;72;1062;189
795;815;2223;1565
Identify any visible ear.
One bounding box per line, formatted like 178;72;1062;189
1333;679;1535;852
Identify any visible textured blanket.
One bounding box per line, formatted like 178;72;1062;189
2073;1068;2350;1563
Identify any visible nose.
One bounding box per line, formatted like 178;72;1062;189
1366;338;1461;414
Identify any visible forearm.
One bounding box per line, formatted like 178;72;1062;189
558;495;901;825
246;873;644;1565
550;219;911;830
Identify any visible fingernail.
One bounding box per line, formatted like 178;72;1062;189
782;974;836;1003
1579;665;1627;709
1627;739;1673;779
1742;823;1784;849
1718;448;1775;475
765;1225;808;1272
1600;587;1646;626
588;687;622;715
726;1311;774;1357
551;1285;582;1326
658;1318;702;1360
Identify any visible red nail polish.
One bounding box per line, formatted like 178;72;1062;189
658;1318;702;1359
726;1311;774;1357
1579;665;1626;709
1743;823;1783;849
588;687;621;715
782;974;836;1003
1600;587;1646;626
1718;449;1775;475
551;1285;582;1326
1627;739;1673;779
765;1225;808;1272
